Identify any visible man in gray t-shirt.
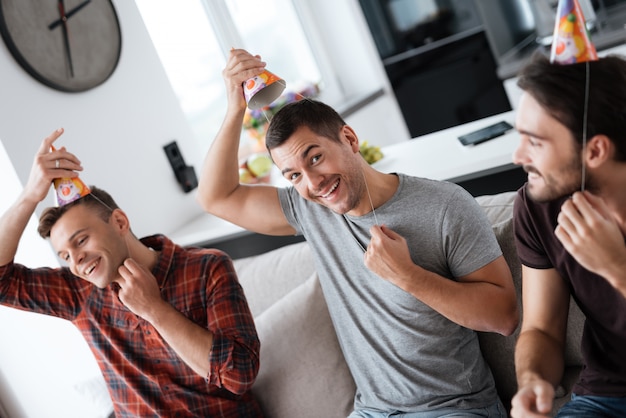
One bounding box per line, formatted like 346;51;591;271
199;48;519;417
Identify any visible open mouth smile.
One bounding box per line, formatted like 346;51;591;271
84;259;100;277
320;179;339;199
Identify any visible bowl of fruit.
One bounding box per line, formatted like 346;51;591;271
359;141;384;165
239;152;274;184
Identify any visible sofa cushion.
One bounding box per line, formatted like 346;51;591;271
252;274;356;418
233;241;315;317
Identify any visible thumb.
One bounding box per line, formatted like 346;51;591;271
379;224;401;239
534;384;554;414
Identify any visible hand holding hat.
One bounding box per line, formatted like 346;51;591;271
48;132;91;207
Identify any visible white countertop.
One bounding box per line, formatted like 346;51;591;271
171;111;521;247
373;110;519;182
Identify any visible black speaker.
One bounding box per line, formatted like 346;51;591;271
163;141;198;193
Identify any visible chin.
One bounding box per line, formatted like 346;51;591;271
527;183;579;203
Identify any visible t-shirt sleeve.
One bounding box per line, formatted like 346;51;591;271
441;187;503;278
513;188;554;269
278;186;304;235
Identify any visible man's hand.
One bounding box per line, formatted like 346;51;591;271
510;379;554;417
222;48;266;112
364;224;417;290
556;191;626;293
116;258;165;320
24;128;82;204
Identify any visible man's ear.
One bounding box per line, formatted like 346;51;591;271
585;134;612;169
341;125;360;152
109;208;130;234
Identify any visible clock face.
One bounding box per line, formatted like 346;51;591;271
0;0;122;92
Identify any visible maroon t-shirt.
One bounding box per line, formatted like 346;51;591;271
513;185;626;397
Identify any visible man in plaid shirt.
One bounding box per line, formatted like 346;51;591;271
0;128;264;417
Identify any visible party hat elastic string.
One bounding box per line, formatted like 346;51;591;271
581;61;590;192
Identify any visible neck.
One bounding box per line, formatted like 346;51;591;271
588;167;626;234
350;166;398;216
125;236;160;270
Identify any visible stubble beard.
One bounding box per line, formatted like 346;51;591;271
525;156;589;202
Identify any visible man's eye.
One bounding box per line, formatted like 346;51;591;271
311;155;320;164
289;173;300;181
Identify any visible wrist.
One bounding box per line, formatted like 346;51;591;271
517;370;545;388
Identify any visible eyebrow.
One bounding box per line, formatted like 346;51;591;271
516;127;547;140
280;144;319;176
56;228;88;257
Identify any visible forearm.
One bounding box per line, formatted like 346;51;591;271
0;193;39;266
146;301;213;377
145;300;259;394
402;263;518;335
515;329;565;388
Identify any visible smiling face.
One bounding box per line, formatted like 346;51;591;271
271;125;369;215
49;205;129;288
513;92;583;202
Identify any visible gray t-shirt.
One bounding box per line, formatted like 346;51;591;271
278;173;501;412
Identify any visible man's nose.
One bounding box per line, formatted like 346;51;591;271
512;138;529;166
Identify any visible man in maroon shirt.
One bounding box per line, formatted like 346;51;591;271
510;53;626;418
0;128;263;417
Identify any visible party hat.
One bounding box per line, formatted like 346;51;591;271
50;145;91;206
550;0;598;64
243;69;286;110
53;177;91;206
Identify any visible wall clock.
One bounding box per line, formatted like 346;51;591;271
0;0;122;92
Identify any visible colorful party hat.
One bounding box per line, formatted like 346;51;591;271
550;0;598;64
50;145;91;206
53;177;91;206
243;69;286;110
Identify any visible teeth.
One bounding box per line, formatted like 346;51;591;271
85;260;98;276
321;180;339;198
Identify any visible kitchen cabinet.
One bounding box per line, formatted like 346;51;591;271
358;0;512;138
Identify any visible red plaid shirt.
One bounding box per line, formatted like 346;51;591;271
0;234;263;417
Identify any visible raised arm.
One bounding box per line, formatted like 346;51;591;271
196;48;295;236
0;129;81;266
510;266;570;418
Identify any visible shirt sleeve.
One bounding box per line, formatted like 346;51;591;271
0;261;86;320
513;187;554;269
204;253;260;395
441;187;503;278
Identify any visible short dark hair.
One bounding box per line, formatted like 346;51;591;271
265;99;347;150
517;52;626;161
37;186;119;238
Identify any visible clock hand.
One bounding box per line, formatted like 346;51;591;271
57;0;74;78
48;0;92;30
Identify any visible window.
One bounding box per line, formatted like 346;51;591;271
135;0;324;155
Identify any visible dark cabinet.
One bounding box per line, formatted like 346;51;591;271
358;0;511;138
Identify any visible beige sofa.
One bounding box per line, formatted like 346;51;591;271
232;191;585;417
